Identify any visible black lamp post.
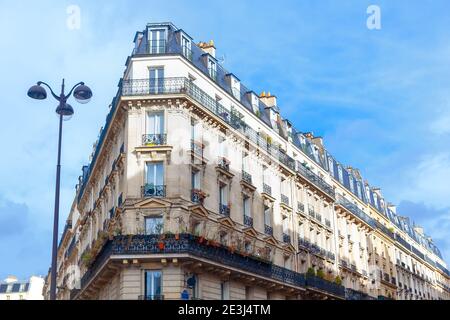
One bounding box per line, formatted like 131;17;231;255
28;79;92;300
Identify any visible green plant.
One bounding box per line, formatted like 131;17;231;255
334;276;342;286
306;267;316;277
81;251;93;267
316;269;325;279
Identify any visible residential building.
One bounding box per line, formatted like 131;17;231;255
45;22;450;300
0;275;44;300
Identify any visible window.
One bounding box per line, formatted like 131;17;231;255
264;205;271;227
251;93;259;114
144;270;162;299
149;29;166;54
208;58;217;80
220;281;230;300
349;176;355;193
328;156;334;176
218;136;227;158
146;112;164;144
282;216;289;234
149;67;164;94
144;162;165;197
181;35;192;60
191;170;201;190
219;184;228;206
243;196;251;218
231;76;240;99
356;182;362;199
145;216;163;234
338;165;343;183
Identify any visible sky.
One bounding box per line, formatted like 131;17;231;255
0;0;449;280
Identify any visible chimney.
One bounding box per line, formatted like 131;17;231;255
260;91;277;108
198;40;216;58
304;132;314;139
5;275;18;283
311;136;324;151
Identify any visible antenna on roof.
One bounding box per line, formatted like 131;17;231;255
217;54;226;64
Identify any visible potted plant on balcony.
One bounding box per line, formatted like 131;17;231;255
306;267;316;278
157;241;165;250
317;269;325;279
334;275;342;286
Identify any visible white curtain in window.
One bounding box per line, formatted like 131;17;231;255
147;112;164;135
146;162;164;186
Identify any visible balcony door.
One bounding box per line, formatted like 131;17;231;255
149;29;166;54
145;162;164;197
144;270;162;300
149;67;164;94
146;112;164;144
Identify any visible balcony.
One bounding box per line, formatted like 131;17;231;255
242;170;252;185
138;295;165;300
280;194;290;206
350;264;357;272
262;183;272;196
298;237;311;249
219;204;230;217
191;140;204;158
374;220;395;240
305;275;345;298
244;215;253;228
283;233;291;244
107;234;306;288
142;184;166;198
264;224;273;236
217;157;230;172
191;189;206;204
335;195;375;228
142;133;167;146
297;202;305;213
296;164;335;199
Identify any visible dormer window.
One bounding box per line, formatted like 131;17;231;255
148;28;166;54
181;34;192;60
328;156;334;176
356;182;362;199
338;165;343;183
207;58;217;81
230;75;240;99
250;93;259;114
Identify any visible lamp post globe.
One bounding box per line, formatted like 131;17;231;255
27;84;47;100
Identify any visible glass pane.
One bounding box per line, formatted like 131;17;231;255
145;217;163;234
154;271;162;295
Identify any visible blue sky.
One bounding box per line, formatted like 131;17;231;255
0;0;449;280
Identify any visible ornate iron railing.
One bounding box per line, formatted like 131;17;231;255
142;134;167;146
296;164;335;199
262;183;272;195
264;224;273;236
142;184;166;198
305;275;345;298
217;157;230;171
244;215;253;227
219;204;230;217
242;170;252;185
336;195;376;228
297;202;305;213
283;233;291;244
191;140;204;158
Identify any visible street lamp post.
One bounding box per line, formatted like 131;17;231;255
28;79;92;300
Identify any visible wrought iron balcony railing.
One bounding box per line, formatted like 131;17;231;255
138;294;165;300
242;170;252;185
308;206;315;219
142;184;166;198
244;215;253;227
142;133;167;146
219;204;230;217
297;202;305;213
191;189;205;204
217;157;230;171
262;183;272;196
315;213;322;223
296;164;335;199
305;275;345;298
336;195;376;228
88;234;306;289
191;140;204;158
264;224;273;236
283;233;291;244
